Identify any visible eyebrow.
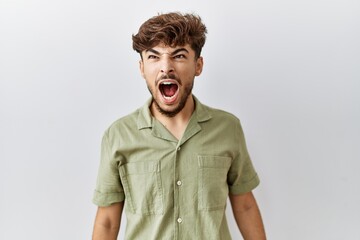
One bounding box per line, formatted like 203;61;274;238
145;48;189;56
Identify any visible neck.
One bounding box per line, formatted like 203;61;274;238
151;95;195;139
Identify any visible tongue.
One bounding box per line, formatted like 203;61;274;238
163;84;177;97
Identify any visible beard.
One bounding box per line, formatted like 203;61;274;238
147;81;194;118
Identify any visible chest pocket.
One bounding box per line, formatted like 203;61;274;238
119;160;164;215
198;155;232;211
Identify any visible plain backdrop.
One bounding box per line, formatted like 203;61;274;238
1;0;359;239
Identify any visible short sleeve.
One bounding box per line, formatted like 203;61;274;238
228;120;260;195
92;130;125;206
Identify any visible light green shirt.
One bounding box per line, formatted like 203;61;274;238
93;97;260;240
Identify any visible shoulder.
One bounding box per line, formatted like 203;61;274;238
200;102;241;125
198;102;247;145
104;108;141;137
210;106;239;121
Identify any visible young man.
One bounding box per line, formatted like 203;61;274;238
92;12;266;240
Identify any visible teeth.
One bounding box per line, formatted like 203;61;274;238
162;82;173;85
163;95;174;99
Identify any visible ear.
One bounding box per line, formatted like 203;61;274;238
139;60;145;78
195;57;203;76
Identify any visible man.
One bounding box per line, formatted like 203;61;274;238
92;12;266;240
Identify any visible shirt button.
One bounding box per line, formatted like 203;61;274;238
176;180;182;186
177;217;183;223
177;147;181;151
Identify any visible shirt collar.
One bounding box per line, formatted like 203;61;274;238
137;96;212;130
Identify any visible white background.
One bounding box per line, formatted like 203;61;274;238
1;0;359;239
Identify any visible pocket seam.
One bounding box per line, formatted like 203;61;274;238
120;161;163;215
197;155;231;211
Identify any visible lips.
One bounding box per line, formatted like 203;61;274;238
158;79;179;104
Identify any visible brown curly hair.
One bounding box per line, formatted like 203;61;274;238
132;12;207;58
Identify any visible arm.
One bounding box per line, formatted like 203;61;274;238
229;191;266;240
92;202;124;240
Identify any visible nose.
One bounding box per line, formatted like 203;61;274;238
160;56;174;74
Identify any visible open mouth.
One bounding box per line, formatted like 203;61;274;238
159;81;179;101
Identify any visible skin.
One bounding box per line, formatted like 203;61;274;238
139;43;203;139
230;192;267;240
92;202;123;240
92;43;266;239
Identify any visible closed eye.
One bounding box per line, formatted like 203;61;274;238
148;55;159;59
173;54;186;59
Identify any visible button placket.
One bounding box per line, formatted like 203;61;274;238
174;143;183;236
